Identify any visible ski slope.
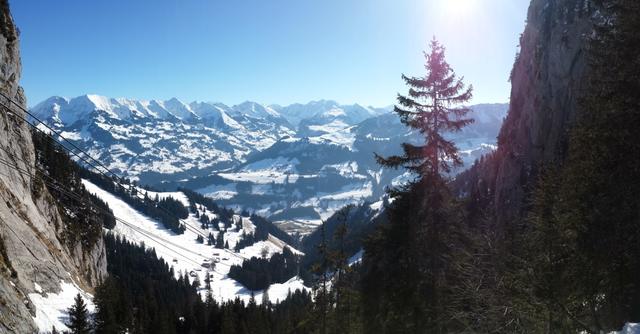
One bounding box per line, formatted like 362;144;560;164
82;179;308;304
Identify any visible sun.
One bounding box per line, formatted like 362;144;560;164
443;0;478;17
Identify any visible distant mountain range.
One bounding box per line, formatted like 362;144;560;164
31;95;507;234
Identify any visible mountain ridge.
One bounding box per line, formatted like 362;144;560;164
31;94;390;128
30;94;508;234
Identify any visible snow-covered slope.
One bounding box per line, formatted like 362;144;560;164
28;282;95;333
189;104;508;233
30;95;296;177
82;179;308;304
31;96;507;234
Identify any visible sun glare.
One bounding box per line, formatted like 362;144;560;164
443;0;478;17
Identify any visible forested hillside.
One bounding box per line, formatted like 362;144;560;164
3;0;640;333
292;1;640;333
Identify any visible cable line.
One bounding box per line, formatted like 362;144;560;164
0;94;212;239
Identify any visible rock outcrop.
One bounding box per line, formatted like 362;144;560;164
456;0;597;226
0;1;106;332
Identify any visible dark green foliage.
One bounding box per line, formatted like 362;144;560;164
234;231;258;251
66;293;90;334
228;246;300;291
182;188;296;249
303;212;365;334
438;2;640;332
199;213;210;229
232;215;295;251
79;168;187;234
300;204;382;283
514;1;640;331
32;131;115;248
215;230;225;249
99;233;199;333
249;214;297;247
93;277;126;334
375;38;473;177
181;188;234;225
360;38;474;333
362;177;471;333
96;234;316;334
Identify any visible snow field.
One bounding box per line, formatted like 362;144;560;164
82;179;308;306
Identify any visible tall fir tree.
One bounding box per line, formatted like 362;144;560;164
376;37;473;178
364;38;474;333
66;293;90;334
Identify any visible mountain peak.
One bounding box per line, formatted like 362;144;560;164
233;101;281;118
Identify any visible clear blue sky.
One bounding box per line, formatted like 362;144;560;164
10;0;529;107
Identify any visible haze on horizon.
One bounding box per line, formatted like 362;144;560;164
11;0;528;108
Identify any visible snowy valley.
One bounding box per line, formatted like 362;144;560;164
31;96;507;234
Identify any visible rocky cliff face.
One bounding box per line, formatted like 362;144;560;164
0;1;106;332
456;0;597;226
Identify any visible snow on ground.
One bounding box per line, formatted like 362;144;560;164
137;188;190;207
197;183;238;200
610;324;640;334
295;181;374;220
58;131;82;141
242;157;299;173
261;277;308;303
348;249;364;266
319;181;372;201
218;171;290;184
29;280;95;333
273;219;323;236
133;187;189;208
239;235;304;260
308;125;356;150
82;179;308;304
320;161;364;179
239;240;283;259
369;200;383;211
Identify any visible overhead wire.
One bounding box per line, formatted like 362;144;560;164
0;93;248;274
0;155;206;266
0;145;239;274
0;93;212;239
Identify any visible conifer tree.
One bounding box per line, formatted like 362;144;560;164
215;231;225;249
205;272;212;290
376;37;473;178
312;220;330;334
261;288;271;309
364;38;474;333
93;278;120;334
526;1;640;331
66;293;90;334
330;211;349;333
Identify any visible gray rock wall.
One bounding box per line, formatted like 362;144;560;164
0;1;106;332
491;0;596;226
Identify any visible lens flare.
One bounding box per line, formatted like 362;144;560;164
442;0;478;17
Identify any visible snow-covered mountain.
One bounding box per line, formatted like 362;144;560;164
31;95;507;234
